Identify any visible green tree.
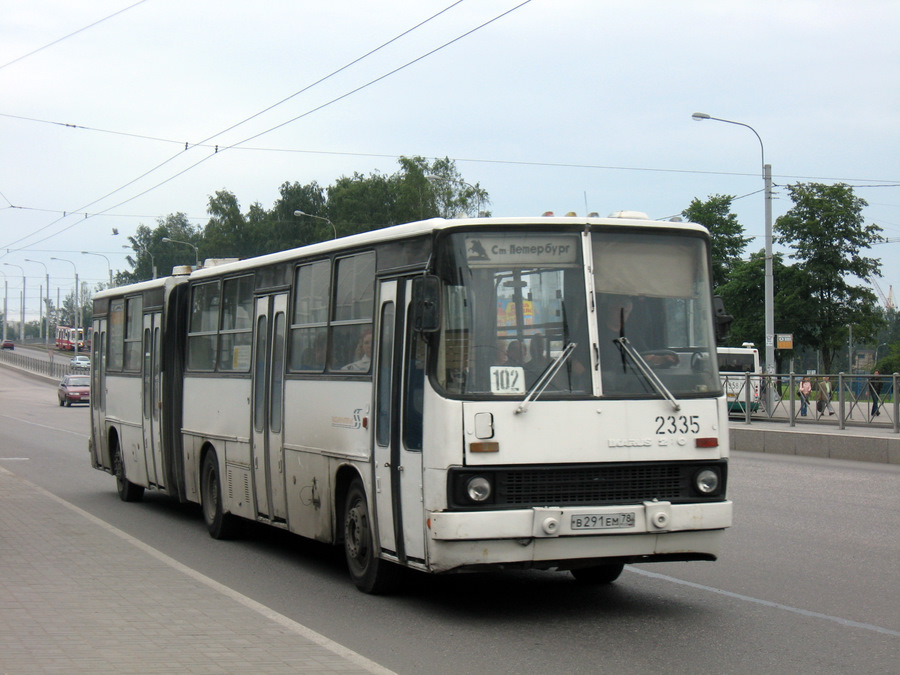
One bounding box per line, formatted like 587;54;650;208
396;156;490;220
775;182;883;372
682;194;751;290
327;170;398;235
204;190;249;259
121;213;201;283
327;156;490;235
715;250;806;371
270;181;327;250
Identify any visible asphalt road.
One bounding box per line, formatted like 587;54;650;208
1;367;897;674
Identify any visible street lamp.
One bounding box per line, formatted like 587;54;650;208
692;112;775;383
2;263;25;342
161;237;200;268
293;210;337;240
82;251;114;287
123;244;156;279
24;259;50;346
51;257;81;355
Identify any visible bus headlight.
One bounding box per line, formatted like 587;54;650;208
694;468;720;495
466;476;492;502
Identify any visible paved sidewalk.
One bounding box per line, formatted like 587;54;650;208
0;467;394;674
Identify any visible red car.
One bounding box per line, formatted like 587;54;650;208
58;374;90;407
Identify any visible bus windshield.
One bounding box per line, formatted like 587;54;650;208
591;231;720;397
433;228;720;399
434;230;589;396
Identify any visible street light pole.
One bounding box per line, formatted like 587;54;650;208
692;112;775;383
293;210;337;239
82;251;114;287
51;257;80;355
161;237;200;269
3;263;25;342
24;259;50;346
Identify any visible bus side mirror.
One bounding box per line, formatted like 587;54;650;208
713;296;733;345
412;275;441;333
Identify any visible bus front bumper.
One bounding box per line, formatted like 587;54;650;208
424;500;732;573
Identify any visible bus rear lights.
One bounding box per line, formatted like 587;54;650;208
695;437;718;448
694;469;720;495
466;476;492;502
470;442;499;453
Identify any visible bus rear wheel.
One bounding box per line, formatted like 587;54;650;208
113;443;144;503
343;478;400;594
570;562;625;585
201;450;237;540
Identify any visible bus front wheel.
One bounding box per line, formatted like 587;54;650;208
201;450;237;540
343;478;400;594
570;562;625;585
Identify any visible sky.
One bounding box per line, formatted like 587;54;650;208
1;0;898;323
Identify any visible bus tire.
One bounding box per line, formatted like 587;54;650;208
343;478;400;594
201;450;237;540
570;562;625;585
113;443;144;503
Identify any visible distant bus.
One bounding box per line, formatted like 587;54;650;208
56;326;85;352
717;344;761;413
90;214;732;593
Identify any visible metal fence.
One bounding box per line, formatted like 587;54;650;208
3;346;896;433
0;348;79;382
724;372;900;433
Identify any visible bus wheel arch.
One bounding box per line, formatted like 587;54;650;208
340;472;401;594
110;429;144;503
200;444;237;540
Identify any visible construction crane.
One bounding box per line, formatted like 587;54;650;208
873;279;895;310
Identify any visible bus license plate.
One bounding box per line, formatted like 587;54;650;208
571;513;635;530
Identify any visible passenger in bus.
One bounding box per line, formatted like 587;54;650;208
343;328;373;371
526;334;552;373
505;339;524;367
299;332;327;370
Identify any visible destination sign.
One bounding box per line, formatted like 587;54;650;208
466;235;579;266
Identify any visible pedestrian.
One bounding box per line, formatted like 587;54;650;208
870;370;884;417
817;376;835;416
799;376;812;416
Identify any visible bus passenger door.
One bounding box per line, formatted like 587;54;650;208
141;313;164;488
373;278;426;565
251;293;288;522
90;319;108;468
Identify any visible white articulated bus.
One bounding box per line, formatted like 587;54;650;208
90;215;732;593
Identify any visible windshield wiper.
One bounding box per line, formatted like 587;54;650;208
614;337;681;411
515;342;577;414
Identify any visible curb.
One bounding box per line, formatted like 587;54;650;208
730;424;900;465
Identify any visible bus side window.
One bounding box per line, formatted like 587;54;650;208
404;318;425;451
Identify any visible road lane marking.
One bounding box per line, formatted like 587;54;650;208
628;567;900;637
0;413;89;438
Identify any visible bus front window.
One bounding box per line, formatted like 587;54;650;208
434;231;590;397
591;231;720;397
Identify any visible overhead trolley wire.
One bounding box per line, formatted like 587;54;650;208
2;0;533;254
0;1;149;72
